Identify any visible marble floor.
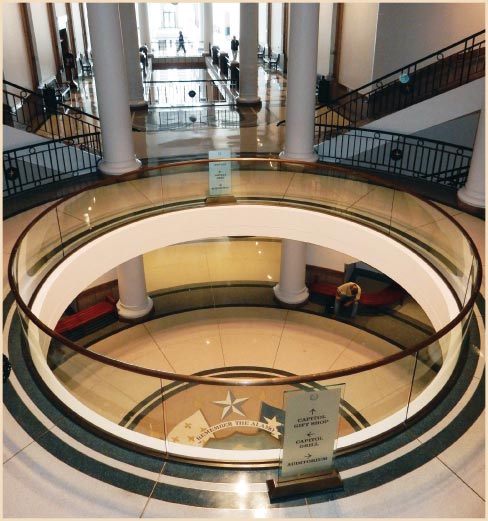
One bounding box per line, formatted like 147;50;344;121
2;56;485;518
3;195;485;518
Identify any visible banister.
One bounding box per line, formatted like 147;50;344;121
316;30;485;111
7;158;482;388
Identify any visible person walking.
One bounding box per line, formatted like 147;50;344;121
176;31;186;54
230;35;239;61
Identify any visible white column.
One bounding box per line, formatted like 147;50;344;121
237;3;261;106
273;240;309;305
457;108;485;210
280;3;319;162
137;3;151;49
87;3;141;176
203;3;213;56
119;3;147;109
116;256;153;320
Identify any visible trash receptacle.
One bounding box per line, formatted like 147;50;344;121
230;62;239;88
42;86;58;115
219;52;229;76
212;46;220;65
318;76;331;104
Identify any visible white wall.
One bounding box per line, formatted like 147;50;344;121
413;112;480;149
307;244;358;273
270;3;284;54
3;126;50;151
29;3;57;86
258;3;267;48
71;3;85;57
373;3;485;79
364;78;484;135
338;3;378;89
317;3;334;77
2;3;33;89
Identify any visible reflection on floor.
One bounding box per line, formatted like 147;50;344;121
2;52;485;518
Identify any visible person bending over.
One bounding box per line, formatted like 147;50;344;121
333;282;361;318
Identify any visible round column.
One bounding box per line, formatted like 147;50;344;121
119;3;147;109
458;108;485;212
237;3;261;106
273;239;309;305
116;256;153;320
86;3;141;176
203;3;213;56
280;3;319;162
137;3;151;49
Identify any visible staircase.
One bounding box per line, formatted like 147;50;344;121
3;80;103;206
312;31;484;192
315;30;485;143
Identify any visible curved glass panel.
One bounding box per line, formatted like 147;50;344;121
8;159;481;462
13;208;64;303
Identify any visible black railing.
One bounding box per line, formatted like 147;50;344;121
143;79;237;107
316;126;472;188
3;80;102;152
142;106;242;131
3;133;102;198
315;30;485;142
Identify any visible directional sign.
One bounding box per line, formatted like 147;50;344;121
208;149;232;196
279;387;342;481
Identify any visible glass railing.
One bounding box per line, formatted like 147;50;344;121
9;158;481;464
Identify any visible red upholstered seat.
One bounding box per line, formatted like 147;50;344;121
310;282;405;307
55;296;117;334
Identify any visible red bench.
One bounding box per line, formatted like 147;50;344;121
310;282;405;307
55;295;117;334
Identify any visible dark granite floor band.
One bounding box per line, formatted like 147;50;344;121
3;291;484;507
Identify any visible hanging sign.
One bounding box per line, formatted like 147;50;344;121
279;387;342;482
208;149;232;196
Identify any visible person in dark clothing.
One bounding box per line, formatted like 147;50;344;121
230;35;239;60
176;31;186;54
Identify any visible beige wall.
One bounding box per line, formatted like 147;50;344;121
317;2;334;77
373;3;486;78
2;3;33;89
30;3;57;85
338;3;378;89
270;3;284;54
71;3;85;57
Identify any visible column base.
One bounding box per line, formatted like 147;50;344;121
98;157;142;177
130;99;149;110
457;187;485;217
237;96;262;106
117;296;154;322
279;150;319;163
273;284;309;306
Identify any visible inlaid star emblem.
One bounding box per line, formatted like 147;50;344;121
264;416;283;438
264;416;282;430
213;391;248;419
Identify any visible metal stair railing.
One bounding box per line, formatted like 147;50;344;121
3;133;102;198
315;125;473;189
315;30;485;144
143;78;237;107
3;80;102;152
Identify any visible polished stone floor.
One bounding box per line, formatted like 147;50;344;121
2;55;485;518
